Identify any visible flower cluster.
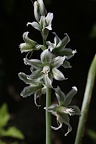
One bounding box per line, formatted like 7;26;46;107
19;0;80;136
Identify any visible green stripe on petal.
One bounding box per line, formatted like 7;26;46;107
58;48;76;58
60;33;70;48
18;72;32;84
59;114;72;136
43;74;52;87
30;69;43;80
52;56;65;68
37;0;46;16
23;32;37;46
24;58;42;69
52;68;65;80
45;13;53;30
56;33;70;50
55;86;65;105
27;22;41;31
53;32;61;46
46;104;58;112
63;60;72;68
41;49;52;64
19;43;33;53
64;86;78;105
20;85;40;97
33;1;40;22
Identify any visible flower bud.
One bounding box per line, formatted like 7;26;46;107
37;0;46;16
34;1;40;22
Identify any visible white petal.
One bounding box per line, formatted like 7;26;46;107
27;22;41;31
52;68;65;80
52;56;65;68
51;123;62;130
41;49;52;63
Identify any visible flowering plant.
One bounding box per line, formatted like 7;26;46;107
18;0;81;144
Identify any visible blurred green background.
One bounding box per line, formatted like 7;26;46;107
0;0;96;144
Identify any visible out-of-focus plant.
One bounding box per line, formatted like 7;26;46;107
0;103;24;144
87;129;96;143
75;55;96;144
18;1;81;144
90;24;96;39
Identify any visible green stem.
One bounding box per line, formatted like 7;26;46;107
42;36;52;144
46;86;52;144
75;55;96;144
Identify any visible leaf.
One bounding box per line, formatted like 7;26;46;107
0;140;6;144
0;104;10;128
0;127;24;140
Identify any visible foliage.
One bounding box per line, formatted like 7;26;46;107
0;103;24;144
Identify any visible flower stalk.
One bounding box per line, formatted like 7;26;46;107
18;1;81;144
46;87;52;144
75;55;96;144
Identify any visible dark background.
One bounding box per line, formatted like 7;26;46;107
0;0;96;144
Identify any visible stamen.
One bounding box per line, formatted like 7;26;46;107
64;108;75;116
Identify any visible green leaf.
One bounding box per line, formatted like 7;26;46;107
87;129;96;141
0;127;24;139
0;104;10;128
0;140;6;144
